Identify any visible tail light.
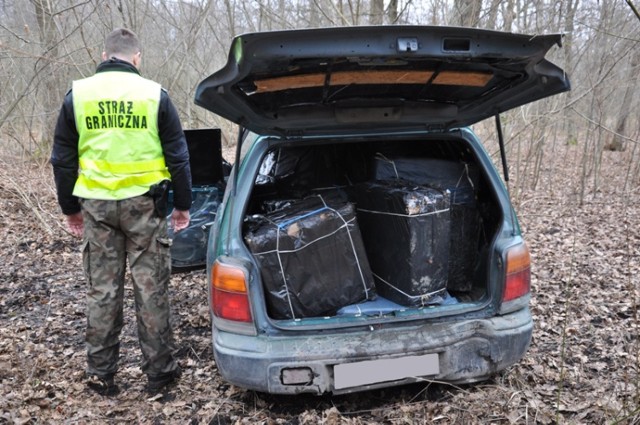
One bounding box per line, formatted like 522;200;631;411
211;261;253;323
503;243;531;302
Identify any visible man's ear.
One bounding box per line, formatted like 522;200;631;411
132;51;141;68
101;51;108;61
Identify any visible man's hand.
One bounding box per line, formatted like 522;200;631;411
66;212;84;237
171;209;190;232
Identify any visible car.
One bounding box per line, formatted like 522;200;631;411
187;25;570;395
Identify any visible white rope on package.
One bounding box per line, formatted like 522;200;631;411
253;213;357;256
255;194;369;318
374;153;477;205
374;152;399;178
461;163;476;191
372;272;447;307
255;210;337;320
272;213;298;320
357;199;449;307
356;207;450;218
316;194;372;300
450;163;476;204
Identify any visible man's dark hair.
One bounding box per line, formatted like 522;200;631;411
104;28;140;58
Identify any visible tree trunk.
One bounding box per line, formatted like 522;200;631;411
486;0;501;29
606;47;639;151
450;0;481;27
387;0;398;24
562;0;579;146
501;0;515;31
30;0;60;144
369;0;383;25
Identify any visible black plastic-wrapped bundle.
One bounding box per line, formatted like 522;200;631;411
167;128;227;271
374;156;480;291
350;180;451;306
244;193;376;319
168;186;220;270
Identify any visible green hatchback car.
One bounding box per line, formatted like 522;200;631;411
189;25;570;395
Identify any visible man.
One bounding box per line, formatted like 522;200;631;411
51;28;192;395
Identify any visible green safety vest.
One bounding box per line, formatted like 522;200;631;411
72;71;171;200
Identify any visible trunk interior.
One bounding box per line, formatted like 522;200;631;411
242;136;503;322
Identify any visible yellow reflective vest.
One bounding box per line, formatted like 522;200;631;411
72;71;171;200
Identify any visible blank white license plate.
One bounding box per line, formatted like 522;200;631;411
333;353;439;390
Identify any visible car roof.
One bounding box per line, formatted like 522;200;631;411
195;26;570;137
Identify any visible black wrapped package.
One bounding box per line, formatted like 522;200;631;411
244;194;376;319
350;181;451;306
167;128;227;271
374;156;480;291
167;186;220;270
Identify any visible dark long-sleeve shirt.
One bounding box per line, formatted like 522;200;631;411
51;59;192;215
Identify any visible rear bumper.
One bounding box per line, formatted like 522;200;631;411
212;307;533;395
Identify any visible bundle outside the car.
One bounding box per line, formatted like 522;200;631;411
244;193;376;319
350;180;451;307
168;186;220;268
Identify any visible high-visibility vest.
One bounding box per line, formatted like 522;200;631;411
72;71;171;200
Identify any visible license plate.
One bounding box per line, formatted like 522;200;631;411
333;353;439;390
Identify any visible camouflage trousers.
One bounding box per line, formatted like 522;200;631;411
80;195;177;378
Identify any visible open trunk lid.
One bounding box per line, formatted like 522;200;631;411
194;26;570;137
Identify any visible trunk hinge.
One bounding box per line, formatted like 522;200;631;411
495;114;517;236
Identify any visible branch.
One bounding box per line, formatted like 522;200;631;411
571;107;639;146
0;158;55;236
626;0;640;22
50;0;93;18
0;22;31;43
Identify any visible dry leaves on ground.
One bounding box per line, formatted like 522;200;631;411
1;144;639;424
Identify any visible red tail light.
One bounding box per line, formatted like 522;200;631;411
211;261;253;322
503;244;531;302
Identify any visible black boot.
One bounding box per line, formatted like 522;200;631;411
147;366;181;393
87;373;119;396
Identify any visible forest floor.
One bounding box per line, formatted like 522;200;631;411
1;141;639;424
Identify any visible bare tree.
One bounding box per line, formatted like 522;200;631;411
607;46;639;151
369;0;383;24
0;0;637;193
485;0;502;29
562;0;580;146
387;0;399;24
450;0;481;27
30;0;61;145
501;0;515;31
